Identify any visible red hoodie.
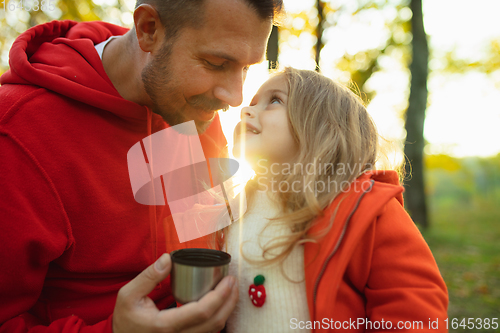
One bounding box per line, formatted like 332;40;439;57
0;20;226;332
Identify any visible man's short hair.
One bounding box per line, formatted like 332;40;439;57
135;0;284;40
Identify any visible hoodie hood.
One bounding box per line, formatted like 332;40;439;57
308;170;405;246
365;169;404;205
1;20;147;120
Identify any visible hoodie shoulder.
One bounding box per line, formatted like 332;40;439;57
0;20;142;120
0;84;43;124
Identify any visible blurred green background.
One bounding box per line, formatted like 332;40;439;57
424;154;500;330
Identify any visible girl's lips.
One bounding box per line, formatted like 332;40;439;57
245;124;260;134
235;122;260;137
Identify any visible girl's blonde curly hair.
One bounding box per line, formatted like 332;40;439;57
217;67;380;274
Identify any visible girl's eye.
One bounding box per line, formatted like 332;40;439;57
270;95;282;105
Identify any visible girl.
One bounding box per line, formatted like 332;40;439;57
224;68;448;332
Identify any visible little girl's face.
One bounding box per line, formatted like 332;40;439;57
233;75;298;167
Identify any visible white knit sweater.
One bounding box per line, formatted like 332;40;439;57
225;190;311;332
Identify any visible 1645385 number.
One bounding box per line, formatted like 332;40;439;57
2;0;56;11
444;318;498;330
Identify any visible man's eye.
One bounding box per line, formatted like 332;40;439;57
206;60;225;70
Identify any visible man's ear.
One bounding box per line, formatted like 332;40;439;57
133;4;164;53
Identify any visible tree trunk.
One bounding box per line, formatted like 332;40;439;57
403;0;429;228
267;25;279;70
315;0;325;72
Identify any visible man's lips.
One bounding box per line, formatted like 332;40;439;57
197;109;216;122
187;95;228;122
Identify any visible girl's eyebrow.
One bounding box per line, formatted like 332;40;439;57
250;88;287;105
268;89;287;98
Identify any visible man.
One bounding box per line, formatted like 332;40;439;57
0;0;282;331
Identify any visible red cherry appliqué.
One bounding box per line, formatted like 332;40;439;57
248;274;266;307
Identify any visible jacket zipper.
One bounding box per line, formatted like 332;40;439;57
312;180;374;319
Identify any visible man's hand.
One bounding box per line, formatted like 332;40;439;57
113;253;238;333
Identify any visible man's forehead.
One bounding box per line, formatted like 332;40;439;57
189;0;272;65
202;0;271;39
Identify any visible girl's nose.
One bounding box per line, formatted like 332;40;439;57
241;105;256;119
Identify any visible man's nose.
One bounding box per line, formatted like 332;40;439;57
213;71;245;107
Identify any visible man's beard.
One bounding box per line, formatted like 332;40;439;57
141;41;229;134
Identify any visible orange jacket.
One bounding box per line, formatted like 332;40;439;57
303;170;448;332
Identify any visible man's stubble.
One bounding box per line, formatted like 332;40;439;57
141;40;228;134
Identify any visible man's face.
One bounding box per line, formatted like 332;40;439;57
142;0;272;133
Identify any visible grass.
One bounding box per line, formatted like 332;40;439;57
421;195;500;332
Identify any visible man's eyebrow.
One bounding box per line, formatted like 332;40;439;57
204;51;266;65
204;51;238;63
